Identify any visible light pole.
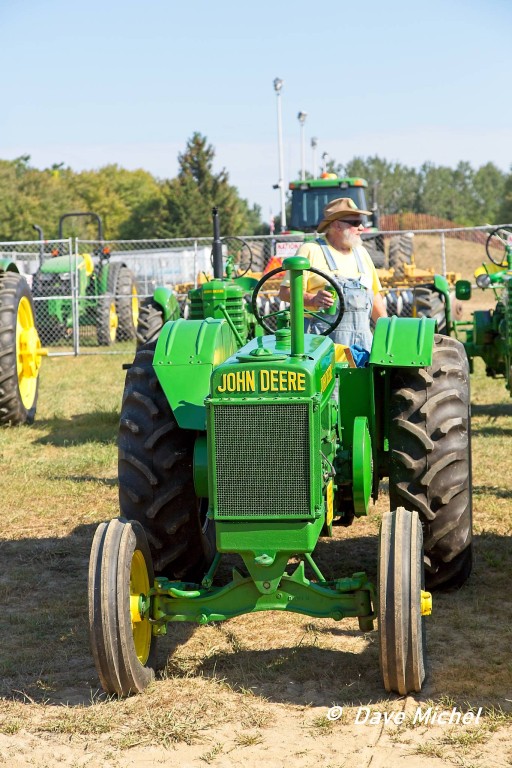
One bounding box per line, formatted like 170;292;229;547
311;136;318;180
273;78;287;231
297;111;307;181
321;151;329;175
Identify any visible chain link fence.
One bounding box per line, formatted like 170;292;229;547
2;224;508;356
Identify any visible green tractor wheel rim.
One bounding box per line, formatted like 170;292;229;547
352;416;372;517
16;295;43;409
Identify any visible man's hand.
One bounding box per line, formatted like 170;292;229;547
310;289;334;309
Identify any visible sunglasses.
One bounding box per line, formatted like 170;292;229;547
339;219;363;227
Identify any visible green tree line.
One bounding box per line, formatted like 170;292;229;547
336;156;511;226
0;133;265;242
1;133;511;241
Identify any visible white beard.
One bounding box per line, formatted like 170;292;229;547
341;230;362;249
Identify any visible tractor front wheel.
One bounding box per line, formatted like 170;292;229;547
378;507;427;695
118;340;215;579
88;517;157;696
389;334;472;590
0;271;43;425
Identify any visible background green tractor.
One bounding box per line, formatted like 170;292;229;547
32;212;139;346
428;225;512;394
89;252;472;698
136;207;265;347
0;260;45;425
287;175;413;271
286;175;456;324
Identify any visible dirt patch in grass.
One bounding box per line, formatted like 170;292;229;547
1;353;512;767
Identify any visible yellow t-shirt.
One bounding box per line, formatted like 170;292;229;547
286;240;382;296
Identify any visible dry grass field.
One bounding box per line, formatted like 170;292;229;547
1;271;512;767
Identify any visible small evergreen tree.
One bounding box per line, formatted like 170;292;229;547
160;133;263;237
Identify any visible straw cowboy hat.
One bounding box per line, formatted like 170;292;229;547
316;197;371;233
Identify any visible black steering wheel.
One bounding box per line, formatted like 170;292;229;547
251;265;345;335
486;226;512;267
210;236;254;278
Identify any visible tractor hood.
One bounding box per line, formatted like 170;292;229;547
40;255;83;274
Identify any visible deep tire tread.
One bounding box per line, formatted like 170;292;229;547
136;298;164;347
118;340;214;580
413;284;447;334
389;335;473;589
388;233;414;280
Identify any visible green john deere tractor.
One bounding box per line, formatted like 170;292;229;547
136;208;265;347
32;212;139;345
0;260;45;425
434;225;512;394
287;175;413;271
89;247;473;697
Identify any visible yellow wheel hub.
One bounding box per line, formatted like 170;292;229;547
421;590;432;616
16;297;46;409
130;549;152;664
109;302;118;342
131;285;139;327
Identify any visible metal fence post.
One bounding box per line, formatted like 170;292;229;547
194;240;198;288
440;232;447;277
72;238;80;356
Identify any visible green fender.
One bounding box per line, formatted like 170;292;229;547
370;316;436;367
153;286;180;323
154;317;238;430
433;273;450;301
0;259;19;273
40;254;79;274
233;275;259;291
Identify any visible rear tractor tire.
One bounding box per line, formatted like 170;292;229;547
97;293;118;346
388;232;414;280
118;340;215;580
362;235;386;269
0;271;42;425
389;334;472;590
378;507;428;695
136;297;164;347
88;517;157;696
413;284;447;334
110;264;139;341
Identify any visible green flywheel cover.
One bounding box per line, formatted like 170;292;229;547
352;416;372;517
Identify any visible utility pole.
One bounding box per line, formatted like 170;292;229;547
297;111;307;181
311;137;318;179
273;78;287;231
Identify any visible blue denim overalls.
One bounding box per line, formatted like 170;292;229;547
307;239;374;351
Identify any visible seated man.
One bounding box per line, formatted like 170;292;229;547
279;197;387;350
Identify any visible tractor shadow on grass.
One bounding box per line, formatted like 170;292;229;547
33;411;120;447
188;530;512;709
473;484;512;499
0;522;195;707
471;425;512;438
471;402;512;418
3;524;512;711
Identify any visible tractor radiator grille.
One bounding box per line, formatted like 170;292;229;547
190;295;246;336
213;403;311;519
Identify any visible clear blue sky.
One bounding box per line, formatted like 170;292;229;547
1;0;511;223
